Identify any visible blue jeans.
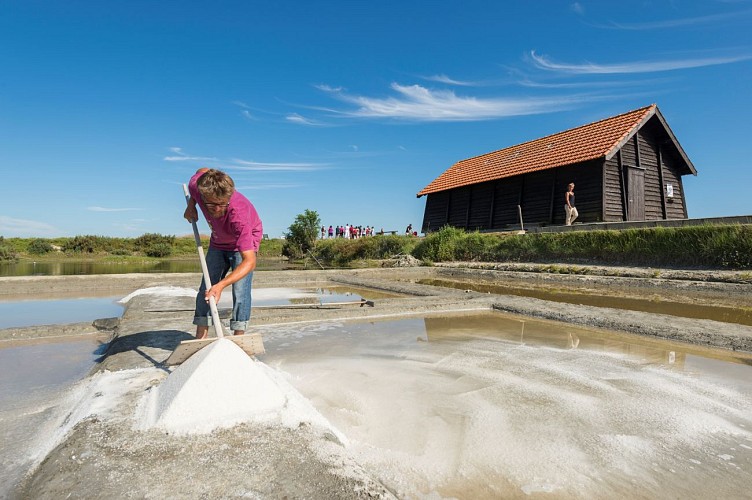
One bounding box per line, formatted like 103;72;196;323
193;248;253;332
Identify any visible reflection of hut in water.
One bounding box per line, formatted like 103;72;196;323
422;314;686;369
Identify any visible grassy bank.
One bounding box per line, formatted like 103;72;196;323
0;235;285;261
409;225;752;269
3;225;750;270
307;224;752;270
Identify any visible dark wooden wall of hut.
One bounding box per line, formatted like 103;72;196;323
421;160;603;232
602;117;688;222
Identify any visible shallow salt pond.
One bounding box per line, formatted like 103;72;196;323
259;311;752;498
419;278;752;326
3;306;751;498
0;286;398;330
0;297;125;329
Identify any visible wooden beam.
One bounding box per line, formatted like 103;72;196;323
465;185;472;229
548;170;557;224
445;190;451;226
618;150;628;221
657;144;667;219
488;181;497;229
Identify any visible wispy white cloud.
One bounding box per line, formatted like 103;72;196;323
227;159;328;171
517;76;673;89
240;110;254;121
570;2;585;15
421;74;477;86
113;221;147;233
318;82;585;121
163;147;219;162
236;183;303;190
87;206;144;212
314;83;344;93
529;50;752;74
286;113;326;126
599;10;752;30
0;216;57;236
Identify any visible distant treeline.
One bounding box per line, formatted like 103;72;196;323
3;225;750;269
309;224;752;270
0;234;284;261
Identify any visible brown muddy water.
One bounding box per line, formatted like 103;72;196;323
419;278;752;327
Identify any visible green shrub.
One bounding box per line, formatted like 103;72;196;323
311;235;419;266
27;238;53;255
0;244;17;261
144;243;172;257
62;235;101;253
412;226;465;262
134;233;175;253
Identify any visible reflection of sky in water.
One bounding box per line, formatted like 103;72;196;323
1;287;396;330
0;297;124;329
260;312;752;499
249;286;396;307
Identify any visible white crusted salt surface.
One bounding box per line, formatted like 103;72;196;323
118;286;197;304
136;338;346;441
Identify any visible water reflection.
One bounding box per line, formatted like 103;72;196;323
0;257;299;277
422;314;694;371
261;312;752;498
0;260;201;276
0;297;124;329
419;278;752;327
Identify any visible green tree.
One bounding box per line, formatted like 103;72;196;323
282;209;321;259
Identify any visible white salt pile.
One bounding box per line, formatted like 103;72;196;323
137;338;285;434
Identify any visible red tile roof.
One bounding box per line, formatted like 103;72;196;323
418;104;658;197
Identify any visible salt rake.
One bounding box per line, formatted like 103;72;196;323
164;184;264;366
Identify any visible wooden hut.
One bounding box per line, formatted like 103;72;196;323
417;104;697;232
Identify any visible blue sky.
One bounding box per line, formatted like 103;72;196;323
1;1;751;239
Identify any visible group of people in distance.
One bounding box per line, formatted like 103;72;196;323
321;225;377;239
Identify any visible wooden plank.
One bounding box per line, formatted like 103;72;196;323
164;333;265;366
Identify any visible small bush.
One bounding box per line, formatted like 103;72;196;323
0;244;17;261
312;235;419;266
412;226;465;262
134;233;175;253
144;243;172;257
62;235;100;253
27;238;53;255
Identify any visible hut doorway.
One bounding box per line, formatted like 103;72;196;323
627;166;645;221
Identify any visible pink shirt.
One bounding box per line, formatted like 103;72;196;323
189;172;263;252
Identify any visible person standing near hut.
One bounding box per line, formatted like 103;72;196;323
565;182;578;225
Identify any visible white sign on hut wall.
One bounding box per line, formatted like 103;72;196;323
666;183;674;198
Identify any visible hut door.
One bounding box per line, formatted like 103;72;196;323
627;167;645;220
